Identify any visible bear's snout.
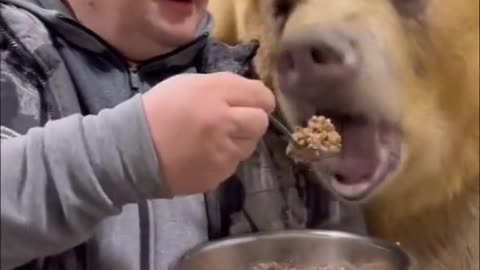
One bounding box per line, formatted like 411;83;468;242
276;27;361;100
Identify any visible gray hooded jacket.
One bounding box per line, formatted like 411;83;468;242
0;1;366;270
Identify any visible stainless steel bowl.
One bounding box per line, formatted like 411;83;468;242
172;230;414;270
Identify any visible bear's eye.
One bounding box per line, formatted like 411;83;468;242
391;0;426;18
273;0;295;19
271;0;297;31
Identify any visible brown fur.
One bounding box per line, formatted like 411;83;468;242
208;0;480;269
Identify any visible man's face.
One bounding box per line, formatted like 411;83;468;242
138;0;209;47
145;0;208;46
73;0;209;60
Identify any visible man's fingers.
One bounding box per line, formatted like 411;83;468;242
228;107;269;140
222;76;276;113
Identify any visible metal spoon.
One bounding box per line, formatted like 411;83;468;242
268;114;297;144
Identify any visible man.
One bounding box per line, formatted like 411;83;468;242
0;0;365;269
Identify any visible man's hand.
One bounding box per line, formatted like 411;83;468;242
142;72;276;195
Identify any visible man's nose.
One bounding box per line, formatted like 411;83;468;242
277;29;361;97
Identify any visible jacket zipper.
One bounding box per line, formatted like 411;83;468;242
129;66;141;92
0;25;57;120
52;15;208;96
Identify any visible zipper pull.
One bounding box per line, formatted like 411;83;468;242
129;67;140;91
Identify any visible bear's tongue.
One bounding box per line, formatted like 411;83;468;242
326;117;380;184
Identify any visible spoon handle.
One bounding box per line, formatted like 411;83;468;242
268;114;295;142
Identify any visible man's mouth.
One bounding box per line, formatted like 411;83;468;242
300;112;401;202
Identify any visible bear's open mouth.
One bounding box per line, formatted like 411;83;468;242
307;112;402;202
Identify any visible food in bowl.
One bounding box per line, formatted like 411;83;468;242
286;115;342;164
172;230;411;270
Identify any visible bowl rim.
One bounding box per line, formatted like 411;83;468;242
172;229;416;270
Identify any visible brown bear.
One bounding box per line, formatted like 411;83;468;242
207;0;480;269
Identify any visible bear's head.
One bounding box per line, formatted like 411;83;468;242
209;0;479;214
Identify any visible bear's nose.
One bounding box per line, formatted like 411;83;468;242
277;32;361;97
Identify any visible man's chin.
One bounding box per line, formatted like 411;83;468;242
149;8;205;47
162;25;204;46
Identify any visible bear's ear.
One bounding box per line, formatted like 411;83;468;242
238;40;261;79
391;0;427;19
